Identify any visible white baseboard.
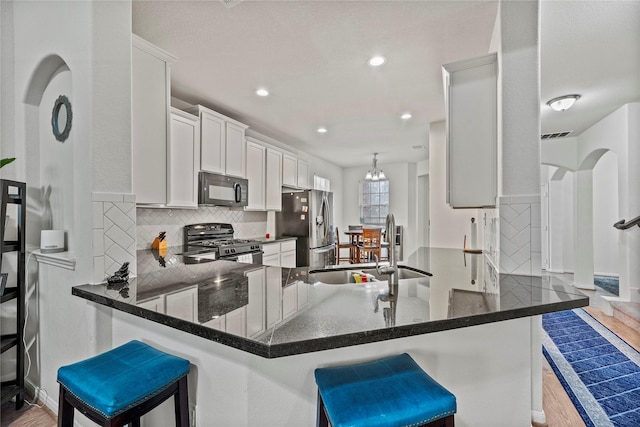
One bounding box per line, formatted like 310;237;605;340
25;378;58;414
531;409;546;425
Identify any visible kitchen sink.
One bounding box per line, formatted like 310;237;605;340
309;265;431;285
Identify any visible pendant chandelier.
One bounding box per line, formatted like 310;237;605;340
365;153;385;181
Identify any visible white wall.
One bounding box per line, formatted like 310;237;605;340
428;120;477;249
592;150;618;276
2;0;132;413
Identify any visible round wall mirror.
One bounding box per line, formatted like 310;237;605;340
51;95;72;142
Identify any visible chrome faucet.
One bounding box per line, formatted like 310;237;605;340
374;213;398;288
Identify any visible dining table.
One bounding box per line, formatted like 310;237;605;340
343;226;386;263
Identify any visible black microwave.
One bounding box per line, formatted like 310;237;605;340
198;172;248;207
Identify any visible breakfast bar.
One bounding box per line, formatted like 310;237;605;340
71;247;587;426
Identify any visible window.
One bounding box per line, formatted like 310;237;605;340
360;179;389;226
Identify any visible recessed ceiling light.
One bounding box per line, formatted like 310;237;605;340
401;113;412;120
317;127;328;134
255;88;269;97
367;56;386;67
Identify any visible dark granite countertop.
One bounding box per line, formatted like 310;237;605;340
72;247;588;358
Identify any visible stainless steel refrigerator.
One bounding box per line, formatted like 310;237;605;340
276;190;335;268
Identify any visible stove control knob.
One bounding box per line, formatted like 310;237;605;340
232;248;236;253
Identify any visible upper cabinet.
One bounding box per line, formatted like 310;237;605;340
282;154;310;189
245;137;283;211
187;105;248;178
245;139;266;211
442;53;497;208
132;35;176;205
167;108;200;208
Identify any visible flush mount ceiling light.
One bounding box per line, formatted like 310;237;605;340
547;94;580;111
365;153;385;181
401;112;412;120
367;55;386;67
317;127;327;134
255;88;269;97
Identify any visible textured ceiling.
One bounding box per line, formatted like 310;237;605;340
132;0;640;168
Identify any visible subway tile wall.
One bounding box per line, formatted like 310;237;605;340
136;207;267;250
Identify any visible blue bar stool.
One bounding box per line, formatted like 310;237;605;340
57;340;190;427
314;353;456;427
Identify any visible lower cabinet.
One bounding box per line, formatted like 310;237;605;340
246;268;266;337
137;285;198;323
262;240;296;268
265;266;282;329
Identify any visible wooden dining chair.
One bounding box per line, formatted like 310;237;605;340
359;228;382;262
336;228;355;264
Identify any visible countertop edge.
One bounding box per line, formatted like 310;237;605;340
73;286;588;359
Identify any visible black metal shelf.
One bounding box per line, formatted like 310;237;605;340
0;179;26;409
1;334;18;354
1;287;18;303
1;384;23;405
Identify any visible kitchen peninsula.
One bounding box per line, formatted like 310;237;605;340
73;247;587;426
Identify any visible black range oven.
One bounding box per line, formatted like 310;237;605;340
183;223;263;264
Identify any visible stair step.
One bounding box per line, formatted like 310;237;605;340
611;301;640;333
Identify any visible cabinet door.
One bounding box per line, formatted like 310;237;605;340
297;282;308;309
225;307;246;337
443;53;497;208
265;266;282;328
225;122;246;178
282;154;297;187
297;159;310;189
137;296;166;313
282;284;297;319
165;286;198;323
132;43;170;205
245;141;266;210
168;110;199;208
262;253;280;267
280;250;296;268
246;269;265;337
200;110;226;174
265;148;283;211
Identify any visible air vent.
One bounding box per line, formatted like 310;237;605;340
412;145;426;150
541;130;573;140
220;0;243;8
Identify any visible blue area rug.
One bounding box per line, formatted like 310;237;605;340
542;309;640;426
595;276;620;296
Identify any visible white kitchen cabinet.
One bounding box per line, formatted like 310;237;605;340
245;140;266;210
282;284;297;319
297;159;310;189
137;296;165;313
282;153;298;188
225;121;247;178
280;240;297;268
225;306;247;337
246;268;266;338
132;35;176;205
167;108;200;208
262;240;296;268
265;148;283;211
165;286;198;323
282;154;310;190
201;315;225;331
265;266;282;329
297;281;308;310
442;53;497;208
187;105;248;178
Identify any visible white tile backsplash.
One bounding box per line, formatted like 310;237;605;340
136;207;268;249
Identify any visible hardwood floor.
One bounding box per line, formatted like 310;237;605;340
1;399;57;427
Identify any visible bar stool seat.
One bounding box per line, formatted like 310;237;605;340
57;340;190;427
315;353;456;427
